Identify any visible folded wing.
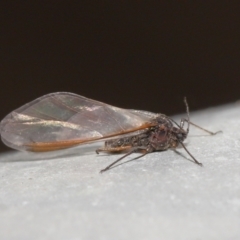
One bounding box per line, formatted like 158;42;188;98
0;92;158;151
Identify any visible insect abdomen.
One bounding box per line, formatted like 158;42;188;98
105;133;149;148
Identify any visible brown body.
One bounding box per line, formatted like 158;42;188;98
97;115;186;153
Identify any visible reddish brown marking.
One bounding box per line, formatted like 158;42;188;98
97;145;132;153
25;122;157;152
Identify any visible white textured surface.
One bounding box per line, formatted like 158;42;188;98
0;103;240;240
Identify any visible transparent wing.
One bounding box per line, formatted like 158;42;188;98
0;92;158;151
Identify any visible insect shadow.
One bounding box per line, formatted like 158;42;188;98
0;144;99;163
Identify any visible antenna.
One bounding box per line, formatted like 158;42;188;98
183;97;190;134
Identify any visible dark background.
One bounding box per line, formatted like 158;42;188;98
0;2;240;152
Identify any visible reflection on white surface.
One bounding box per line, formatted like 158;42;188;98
0;103;240;240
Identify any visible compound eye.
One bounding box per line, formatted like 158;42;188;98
177;133;183;139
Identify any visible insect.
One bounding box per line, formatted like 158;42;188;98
0;92;219;172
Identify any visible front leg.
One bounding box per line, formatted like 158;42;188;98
181;118;221;135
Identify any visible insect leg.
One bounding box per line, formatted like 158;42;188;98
181;118;221;135
179;141;203;166
100;147;149;173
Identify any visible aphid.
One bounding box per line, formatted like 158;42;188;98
0;92;219;172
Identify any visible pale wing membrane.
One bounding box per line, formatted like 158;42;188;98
0;92;158;151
